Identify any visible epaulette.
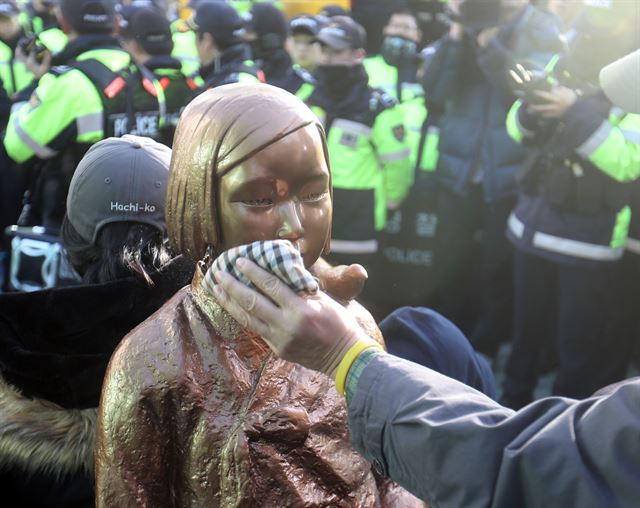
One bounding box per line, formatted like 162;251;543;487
369;88;397;114
49;65;73;77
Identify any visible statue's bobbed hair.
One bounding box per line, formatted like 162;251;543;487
166;83;331;261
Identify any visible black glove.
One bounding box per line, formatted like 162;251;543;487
508;63;557;105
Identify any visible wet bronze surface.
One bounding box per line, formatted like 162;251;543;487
95;268;422;507
166;84;332;261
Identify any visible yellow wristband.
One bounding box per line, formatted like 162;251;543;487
334;339;383;396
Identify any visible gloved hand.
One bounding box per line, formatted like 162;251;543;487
508;63;556;105
209;257;379;380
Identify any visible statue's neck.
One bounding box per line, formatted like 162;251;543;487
191;264;271;362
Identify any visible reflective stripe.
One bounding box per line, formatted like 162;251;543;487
333;119;372;137
620;129;640;144
533;232;623;261
576;121;612;158
331;239;378;254
378;148;411;162
509;212;622;260
508;212;525;238
76;112;103;135
626;237;640;255
13;119;58;159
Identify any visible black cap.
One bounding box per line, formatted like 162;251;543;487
318;4;349;18
245;2;288;40
289;14;323;37
120;7;173;55
59;0;116;33
315;15;366;51
189;0;244;49
0;0;19;17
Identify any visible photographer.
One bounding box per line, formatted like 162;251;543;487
421;0;563;357
502;0;640;408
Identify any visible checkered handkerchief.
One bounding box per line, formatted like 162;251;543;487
203;240;319;296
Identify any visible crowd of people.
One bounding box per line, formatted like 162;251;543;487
0;0;638;506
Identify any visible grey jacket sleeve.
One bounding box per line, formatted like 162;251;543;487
348;353;640;508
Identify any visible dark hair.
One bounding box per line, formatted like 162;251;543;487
61;216;173;286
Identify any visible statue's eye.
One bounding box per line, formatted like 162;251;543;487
301;191;328;202
242;198;274;206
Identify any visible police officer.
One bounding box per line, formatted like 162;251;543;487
0;0;35;98
19;0;67;55
305;16;412;307
189;0;262;91
364;4;430;171
286;14;322;74
244;2;314;98
502;0;640;407
3;0;165;228
120;6;196;146
364;5;423;104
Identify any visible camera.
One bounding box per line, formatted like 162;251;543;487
508;63;558;105
18;35;48;63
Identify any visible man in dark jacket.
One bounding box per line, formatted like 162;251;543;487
421;0;562;356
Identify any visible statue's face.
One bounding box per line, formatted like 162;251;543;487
218;124;331;267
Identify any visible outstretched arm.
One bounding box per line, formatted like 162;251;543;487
211;260;640;508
